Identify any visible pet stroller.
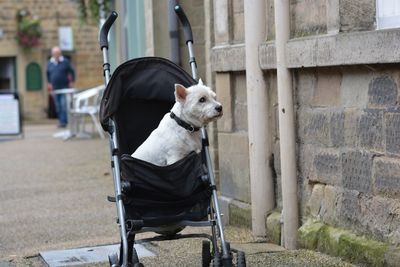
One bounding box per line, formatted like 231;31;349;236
99;5;246;267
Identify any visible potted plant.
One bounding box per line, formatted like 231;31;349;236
16;9;42;52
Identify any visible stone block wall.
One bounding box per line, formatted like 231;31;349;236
217;72;251;203
211;0;400;252
297;66;400;245
212;0;250;207
290;0;376;37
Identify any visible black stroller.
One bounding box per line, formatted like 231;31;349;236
99;5;246;267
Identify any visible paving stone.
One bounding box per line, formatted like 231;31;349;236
339;0;375;32
330;111;345;147
341;150;372;193
313;151;341;185
341;69;370;109
358;110;384;152
313;69;342;107
385;112;400;155
290;0;327;37
218;132;250;202
321;185;339;224
338;189;360;223
343;109;361;148
368;76;398;107
216;73;233;132
302;110;330;146
373;157;400;198
307;184;325;217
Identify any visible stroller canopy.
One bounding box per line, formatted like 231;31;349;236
100;57;197;155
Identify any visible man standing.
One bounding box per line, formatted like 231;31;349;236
47;46;75;128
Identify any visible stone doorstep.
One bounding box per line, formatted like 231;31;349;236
232;242;286;255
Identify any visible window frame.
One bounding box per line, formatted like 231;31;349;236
376;0;400;30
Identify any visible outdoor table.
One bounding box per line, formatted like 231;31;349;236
51;88;76;140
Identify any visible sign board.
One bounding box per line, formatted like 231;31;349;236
0;93;22;136
58;26;74;51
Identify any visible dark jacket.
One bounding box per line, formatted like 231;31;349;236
47;57;75;89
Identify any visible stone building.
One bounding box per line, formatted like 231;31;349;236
209;0;400;265
0;0;104;121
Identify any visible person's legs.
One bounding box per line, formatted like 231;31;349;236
55;94;68;127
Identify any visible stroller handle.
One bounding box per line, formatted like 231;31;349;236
99;11;118;50
174;5;193;44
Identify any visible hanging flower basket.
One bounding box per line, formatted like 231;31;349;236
76;0;112;24
16;9;42;51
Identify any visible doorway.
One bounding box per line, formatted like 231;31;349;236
0;57;17;92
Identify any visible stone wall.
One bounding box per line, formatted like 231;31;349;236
211;0;400;249
298;66;400;245
0;0;103;121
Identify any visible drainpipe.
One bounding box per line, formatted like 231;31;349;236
274;0;298;249
168;0;180;65
244;0;275;237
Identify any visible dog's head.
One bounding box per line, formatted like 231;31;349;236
174;79;223;126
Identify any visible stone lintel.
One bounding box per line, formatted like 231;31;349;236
212;29;400;72
286;29;400;68
211;44;246;72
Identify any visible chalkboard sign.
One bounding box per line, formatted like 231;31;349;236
0;92;22;137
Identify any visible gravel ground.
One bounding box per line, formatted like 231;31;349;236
3;226;357;267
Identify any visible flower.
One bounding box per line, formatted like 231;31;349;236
16;9;42;50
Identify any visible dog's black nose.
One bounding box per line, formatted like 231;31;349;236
215;105;223;112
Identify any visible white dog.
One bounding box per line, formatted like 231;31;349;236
132;79;223;166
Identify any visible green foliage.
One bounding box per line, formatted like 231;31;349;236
76;0;112;24
298;220;391;267
16;9;42;51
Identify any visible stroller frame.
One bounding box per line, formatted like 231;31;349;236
99;6;244;267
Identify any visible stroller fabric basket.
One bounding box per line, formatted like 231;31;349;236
120;151;211;226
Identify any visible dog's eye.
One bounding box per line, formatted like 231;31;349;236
199;97;206;103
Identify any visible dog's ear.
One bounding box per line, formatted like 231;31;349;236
198;78;204;86
174;84;187;102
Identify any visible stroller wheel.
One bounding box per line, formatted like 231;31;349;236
108;252;119;267
212;254;221;267
236;251;246;267
131;246;140;264
202;240;212;267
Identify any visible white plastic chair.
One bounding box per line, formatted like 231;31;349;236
69;85;105;139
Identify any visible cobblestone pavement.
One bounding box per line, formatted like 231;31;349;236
0;123;356;267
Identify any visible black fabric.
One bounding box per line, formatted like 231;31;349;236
100;57;196;135
100;57;196;154
120;152;211;226
114;99;173;155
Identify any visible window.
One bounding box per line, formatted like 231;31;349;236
376;0;400;29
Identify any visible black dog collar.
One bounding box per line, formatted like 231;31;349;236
170;112;200;132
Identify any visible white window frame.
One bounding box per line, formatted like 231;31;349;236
376;0;400;29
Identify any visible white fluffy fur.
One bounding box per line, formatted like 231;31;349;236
132;80;222;166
